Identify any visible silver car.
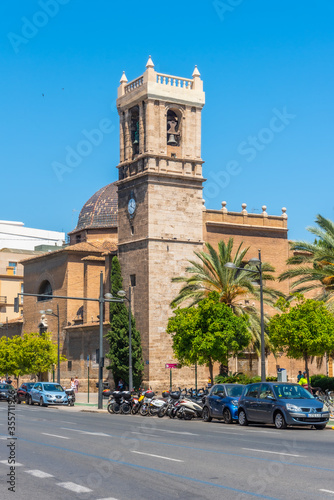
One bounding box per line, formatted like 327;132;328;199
28;382;69;407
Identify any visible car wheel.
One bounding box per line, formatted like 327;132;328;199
223;408;233;424
238;409;248;426
202;406;212;422
16;397;21;404
29;396;34;405
39;397;44;407
25;395;29;404
274;411;287;429
313;424;326;430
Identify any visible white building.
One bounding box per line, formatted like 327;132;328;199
0;221;65;251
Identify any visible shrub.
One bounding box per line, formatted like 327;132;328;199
214;374;277;385
310;375;334;391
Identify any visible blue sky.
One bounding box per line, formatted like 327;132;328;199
1;1;333;240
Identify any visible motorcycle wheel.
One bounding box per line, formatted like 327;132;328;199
132;405;139;415
176;407;184;419
140;405;149;416
149;407;159;416
107;403;114;414
158;406;167;418
122;403;131;415
113;402;121;414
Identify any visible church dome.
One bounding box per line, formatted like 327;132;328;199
75;182;118;231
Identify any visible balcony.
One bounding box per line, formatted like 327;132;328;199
0;296;7;305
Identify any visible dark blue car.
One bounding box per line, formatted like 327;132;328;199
238;382;330;429
202;384;245;424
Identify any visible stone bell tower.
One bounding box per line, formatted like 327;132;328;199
116;57;205;388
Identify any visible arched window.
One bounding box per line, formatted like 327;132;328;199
38;280;53;301
167;109;181;146
130;106;139;157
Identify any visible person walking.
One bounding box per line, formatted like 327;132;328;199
298;372;308;389
297;370;303;383
74;376;79;393
70;377;76;391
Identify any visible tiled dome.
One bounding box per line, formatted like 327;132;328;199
75;183;118;230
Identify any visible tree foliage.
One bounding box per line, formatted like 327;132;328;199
279;214;334;309
167;292;252;381
268;296;334;384
0;332;65;383
105;256;144;389
171;238;281;354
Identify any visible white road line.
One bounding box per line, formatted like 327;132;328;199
243;448;305;457
131;451;183;462
56;482;92;493
320;490;334;495
42;433;70;439
96;498;119;500
25;470;54;478
61;427;110;437
157;429;198;436
0;460;23;466
131;431;158;437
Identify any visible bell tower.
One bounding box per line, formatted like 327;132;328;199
116;57;205;388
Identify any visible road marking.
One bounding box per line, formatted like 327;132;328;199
131;432;158;437
0;460;23;466
243;448;305;457
57;482;92;493
61;427;110;437
96;498;119;500
157;429;198;436
320;490;334;495
131;451;183;462
25;469;54;478
42;433;70;439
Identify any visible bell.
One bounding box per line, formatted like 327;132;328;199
133;137;139;145
167;134;178;146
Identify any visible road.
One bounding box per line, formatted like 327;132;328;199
0;402;333;500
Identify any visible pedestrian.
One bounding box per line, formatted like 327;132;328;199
117;378;124;391
207;377;212;389
70;377;76;391
74;376;79;393
298;372;308;388
6;376;13;385
297;370;302;383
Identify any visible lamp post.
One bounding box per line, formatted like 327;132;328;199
117;286;133;392
225;249;265;382
40;304;60;384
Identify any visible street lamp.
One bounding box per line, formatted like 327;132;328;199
225;249;265;382
117;286;132;392
40;305;60;384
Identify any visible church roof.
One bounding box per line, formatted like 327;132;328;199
73;182;118;232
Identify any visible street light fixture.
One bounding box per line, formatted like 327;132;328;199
117;286;132;391
40;305;60;384
224;249;266;382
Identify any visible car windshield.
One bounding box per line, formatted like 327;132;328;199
43;384;64;392
273;384;314;400
25;383;35;389
0;384;11;390
225;385;244;397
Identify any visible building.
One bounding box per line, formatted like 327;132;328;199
0;220;65;251
20;58;331;389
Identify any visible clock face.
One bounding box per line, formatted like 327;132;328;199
128;198;136;216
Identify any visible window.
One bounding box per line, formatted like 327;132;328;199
259;384;274;399
167;109;181;146
246;383;261;398
20;284;24;304
8;262;17;275
37;280;53;301
130;106;139;157
130;274;136;287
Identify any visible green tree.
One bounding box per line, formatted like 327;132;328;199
105;256;144;389
279;215;334;309
167;292;252;381
171;238;280;354
268;296;334;386
0;332;64;385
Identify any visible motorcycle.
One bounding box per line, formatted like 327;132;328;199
107;391;132;414
64;388;75;406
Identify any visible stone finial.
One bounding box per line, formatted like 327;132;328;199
192;65;203;91
262;205;268;216
221;201;228;213
146;55;154;68
241;203;248;215
120;71;128;84
282;207;288;219
202;199;206;209
192;65;201;78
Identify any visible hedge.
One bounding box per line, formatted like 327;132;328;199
214;374;278;385
310;375;334;392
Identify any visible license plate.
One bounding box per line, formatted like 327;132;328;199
307;413;322;418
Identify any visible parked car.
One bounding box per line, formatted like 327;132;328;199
202;383;245;423
238;382;330;429
28;382;69;407
16;382;36;404
0;383;16;402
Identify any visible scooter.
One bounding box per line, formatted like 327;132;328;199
65;388;75;406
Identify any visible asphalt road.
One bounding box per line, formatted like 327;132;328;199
0;402;333;500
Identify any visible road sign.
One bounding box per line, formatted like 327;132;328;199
165;363;179;369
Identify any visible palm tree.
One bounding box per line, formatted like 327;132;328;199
279;215;334;308
171;238;281;354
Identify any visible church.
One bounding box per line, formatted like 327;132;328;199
21;58;324;390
